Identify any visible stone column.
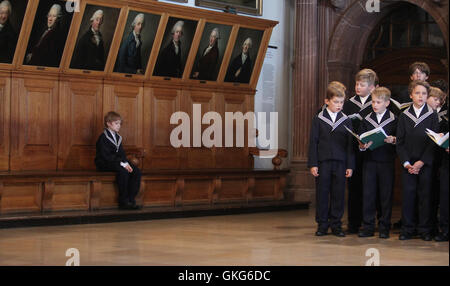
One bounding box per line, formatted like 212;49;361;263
286;0;319;204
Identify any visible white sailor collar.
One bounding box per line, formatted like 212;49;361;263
104;129;122;152
318;109;348;131
350;95;372;111
365;111;395;129
403;105;434;128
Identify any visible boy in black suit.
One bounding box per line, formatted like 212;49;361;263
394;62;430;105
435;107;449;242
358;87;397;239
396;81;439;241
308;82;355;237
95;111;142;210
427;87;447;235
343;69;377;234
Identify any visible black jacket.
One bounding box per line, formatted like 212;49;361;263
0;21;17;63
225;53;252;83
308;109;355;170
27;23;66;67
116;32;142;74
358;110;398;162
396;104;440;166
154;40;182;77
95;130;127;171
193;43;219;81
73;28;105;71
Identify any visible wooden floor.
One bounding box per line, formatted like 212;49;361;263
0;208;447;266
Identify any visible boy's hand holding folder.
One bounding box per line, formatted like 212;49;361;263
345;126;391;150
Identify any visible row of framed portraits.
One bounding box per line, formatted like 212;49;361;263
0;0;275;86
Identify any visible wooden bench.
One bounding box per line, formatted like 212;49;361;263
0;169;289;215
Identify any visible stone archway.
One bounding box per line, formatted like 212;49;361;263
327;0;449;89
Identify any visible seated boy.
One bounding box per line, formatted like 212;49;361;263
396;81;439;241
95;111;142;210
308;82;355;237
358;87;397;239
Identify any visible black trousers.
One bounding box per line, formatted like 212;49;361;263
430;158;442;233
315;160;346;231
98;162;142;205
348;152;363;229
362;160;394;232
401;165;433;235
440;163;449;234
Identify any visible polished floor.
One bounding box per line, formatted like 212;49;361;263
0;208;447;266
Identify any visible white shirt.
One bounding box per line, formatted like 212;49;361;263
133;31;141;48
173;40;179;55
413;104;425;118
241;53;248;65
360;95;370;105
437;107;442;113
326;107;338;123
376;109;387;124
0;23;4;31
107;129;130;169
91;28;101;46
203;45;213;56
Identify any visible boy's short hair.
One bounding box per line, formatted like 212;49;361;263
429;87;446;104
355;69;377;86
328;81;346;92
372;86;391;102
408;80;431;96
104;111;122;128
326;81;346;100
408;62;430;77
430;79;448;94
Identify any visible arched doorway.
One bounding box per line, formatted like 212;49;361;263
327;0;448;95
363;2;447;99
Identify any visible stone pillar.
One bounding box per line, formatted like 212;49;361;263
286;0;319;205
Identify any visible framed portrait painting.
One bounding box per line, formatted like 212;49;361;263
152;16;198;79
23;0;74;68
0;0;29;65
195;0;262;16
69;3;121;72
113;10;161;75
190;22;232;81
224;27;263;84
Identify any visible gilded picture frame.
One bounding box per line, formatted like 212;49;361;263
195;0;262;16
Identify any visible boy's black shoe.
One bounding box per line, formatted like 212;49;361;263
358;230;374;237
332;228;346;237
346;226;359;234
399;232;413;240
434;233;449;242
420;233;433;241
315;229;328;236
130;203;142;210
119;203;133;210
379;232;390;239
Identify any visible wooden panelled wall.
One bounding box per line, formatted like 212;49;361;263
0;0;278;172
